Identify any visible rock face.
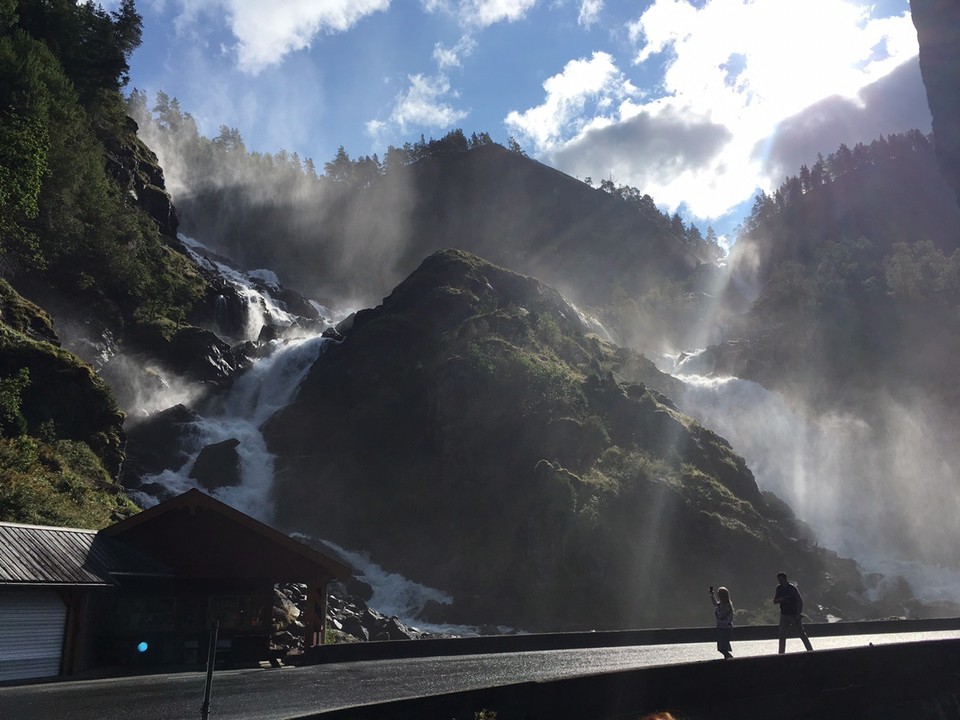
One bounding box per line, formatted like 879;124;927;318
103;117;179;238
264;250;868;631
912;0;960;207
125;324;250;384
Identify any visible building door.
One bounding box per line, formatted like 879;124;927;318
0;589;67;681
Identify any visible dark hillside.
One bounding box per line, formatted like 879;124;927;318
394;144;699;307
149;123;702;315
0;279;138;527
263;250;886;631
0;1;260;524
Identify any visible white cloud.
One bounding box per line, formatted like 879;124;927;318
168;0;391;74
578;0;603;28
365;118;390;139
631;0;917;129
456;0;539;28
512;0;920;222
420;0;453;12
550;104;742;217
505;51;638;149
433;35;478;68
371;73;470;139
761;58;931;182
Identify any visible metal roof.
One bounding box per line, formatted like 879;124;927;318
103;489;353;582
0;522;172;586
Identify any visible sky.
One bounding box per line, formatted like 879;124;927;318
116;0;931;240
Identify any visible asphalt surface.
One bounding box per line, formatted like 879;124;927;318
3;630;959;720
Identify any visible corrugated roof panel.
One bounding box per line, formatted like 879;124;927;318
0;522;171;586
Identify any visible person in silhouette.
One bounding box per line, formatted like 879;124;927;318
709;585;734;659
773;571;813;653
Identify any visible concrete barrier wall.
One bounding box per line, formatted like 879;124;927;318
302;616;960;664
298;638;960;720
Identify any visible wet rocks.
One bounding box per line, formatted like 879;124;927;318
271;580;455;657
120;404;197;491
126;324;250;384
324;581;439;643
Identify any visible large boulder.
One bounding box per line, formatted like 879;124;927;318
189;438;242;491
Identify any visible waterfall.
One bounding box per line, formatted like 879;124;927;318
179;235;302;341
303;539;498;636
670;357;960;606
132;236;334;521
133;335;330;522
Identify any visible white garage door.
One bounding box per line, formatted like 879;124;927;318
0;589;67;682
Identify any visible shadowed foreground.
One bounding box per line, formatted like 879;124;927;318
304;639;960;720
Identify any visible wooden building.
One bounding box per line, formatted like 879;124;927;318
0;489;351;682
0;521;169;681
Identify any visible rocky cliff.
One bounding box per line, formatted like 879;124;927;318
912;0;960;207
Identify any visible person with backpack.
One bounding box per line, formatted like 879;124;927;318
773;571;813;653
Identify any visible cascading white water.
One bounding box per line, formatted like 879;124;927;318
669;353;960;606
674;371;869;552
134;335;331;522
179;235;303;341
570;302;616;343
303;538;499;636
130;235;337;522
135;238;471;630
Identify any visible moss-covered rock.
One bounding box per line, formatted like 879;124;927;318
0;281;137;528
0;279;58;345
266;250;865;630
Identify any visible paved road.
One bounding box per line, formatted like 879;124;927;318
3;630;959;720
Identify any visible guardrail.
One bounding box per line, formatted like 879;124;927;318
300;616;960;664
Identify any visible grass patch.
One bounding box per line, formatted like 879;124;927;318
0;436;138;528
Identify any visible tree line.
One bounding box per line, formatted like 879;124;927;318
128;88;502;191
128;88;724;267
742;130;934;235
594;178;724;264
730;130;960;410
0;0;202;327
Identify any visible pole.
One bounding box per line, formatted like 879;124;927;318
200;621;219;720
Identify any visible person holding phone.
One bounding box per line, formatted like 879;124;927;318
709;585;734;659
